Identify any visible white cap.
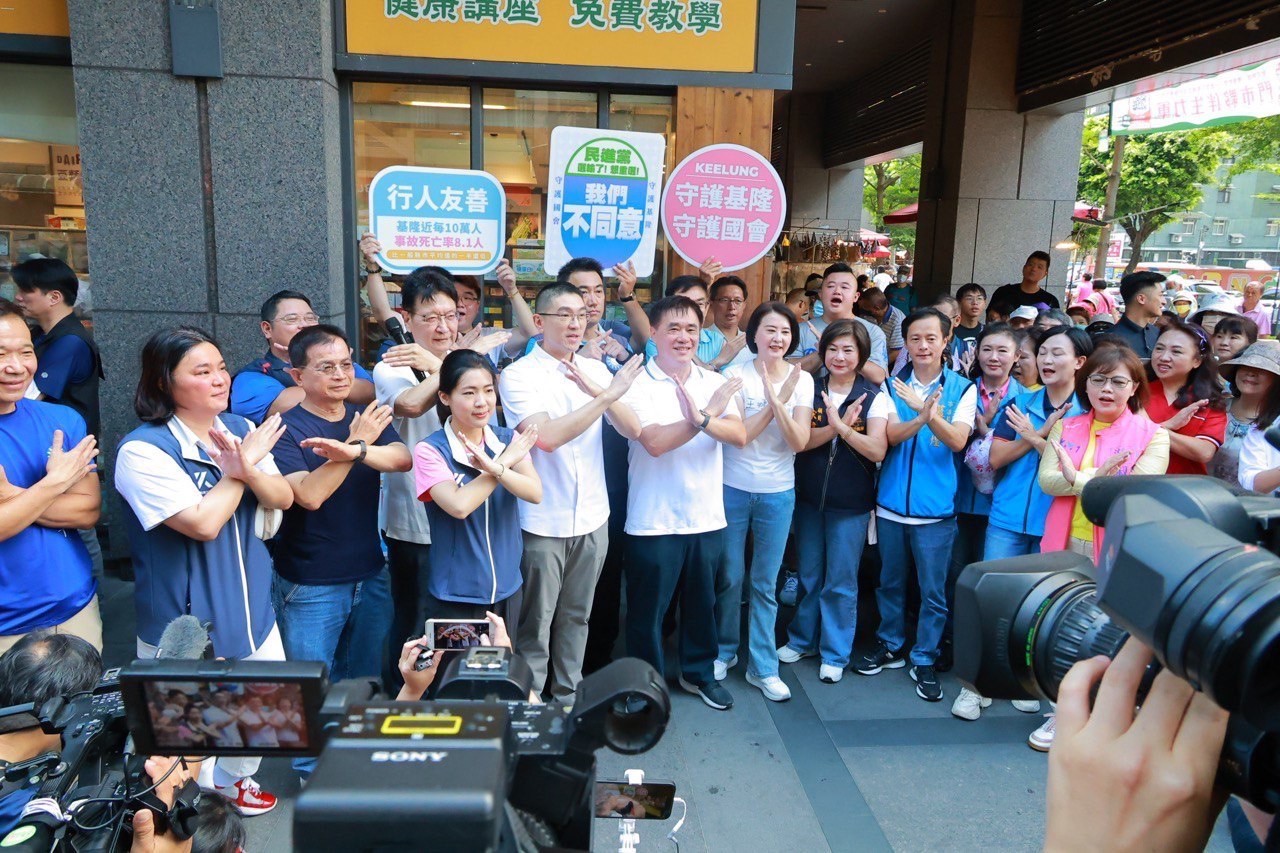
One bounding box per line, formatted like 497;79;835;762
1009;305;1039;321
872;272;893;288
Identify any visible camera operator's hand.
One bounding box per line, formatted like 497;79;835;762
1045;639;1230;853
396;639;441;701
130;757;198;853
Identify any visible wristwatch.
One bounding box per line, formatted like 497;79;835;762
697;410;711;430
620;294;636;303
346;439;367;463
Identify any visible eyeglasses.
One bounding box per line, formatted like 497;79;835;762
306;360;355;377
275;313;319;325
413;312;458;328
1087;374;1134;390
538;311;589;324
714;298;745;307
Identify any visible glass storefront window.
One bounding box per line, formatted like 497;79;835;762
0;64;90;313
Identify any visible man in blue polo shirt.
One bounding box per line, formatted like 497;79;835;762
231;290;375;424
270;325;409;777
0;299;101;653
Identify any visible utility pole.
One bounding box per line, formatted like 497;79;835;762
1093;133;1127;282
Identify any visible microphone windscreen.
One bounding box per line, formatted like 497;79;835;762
155;615;211;660
384;315;413;345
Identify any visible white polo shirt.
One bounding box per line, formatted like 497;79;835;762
374;361;442;545
498;344;612;538
621;361;737;536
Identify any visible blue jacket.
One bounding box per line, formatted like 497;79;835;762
878;366;974;519
421;423;524;605
988;388;1087;538
955;378;1025;516
117;415;276;659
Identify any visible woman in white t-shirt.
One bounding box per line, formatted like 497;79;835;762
715;303;814;703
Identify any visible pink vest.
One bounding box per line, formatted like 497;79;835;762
1040;409;1161;562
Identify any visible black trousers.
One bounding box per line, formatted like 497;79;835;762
384;537;430;691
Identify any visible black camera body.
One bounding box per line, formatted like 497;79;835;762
955;475;1280;811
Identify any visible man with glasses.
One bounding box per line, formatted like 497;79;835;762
270;324;409;778
498;283;642;700
954;283;987;348
231;290;375;425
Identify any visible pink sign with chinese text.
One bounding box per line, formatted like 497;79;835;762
661;143;785;272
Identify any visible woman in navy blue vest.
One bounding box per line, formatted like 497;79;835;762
778;319;888;684
412;350;541;626
114;326;294;816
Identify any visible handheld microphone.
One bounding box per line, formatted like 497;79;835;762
384;315;426;382
154;615;212;661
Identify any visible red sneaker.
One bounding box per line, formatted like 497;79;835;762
217;776;278;816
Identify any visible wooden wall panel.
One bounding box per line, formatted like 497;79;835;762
670;87;776;309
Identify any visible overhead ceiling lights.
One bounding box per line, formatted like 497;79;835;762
402;101;509;110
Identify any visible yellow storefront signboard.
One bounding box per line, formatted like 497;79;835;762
0;0;70;37
346;0;757;73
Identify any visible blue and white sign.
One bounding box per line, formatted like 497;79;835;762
543;126;666;278
368;165;506;276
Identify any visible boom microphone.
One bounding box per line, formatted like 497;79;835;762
154;615;212;661
384;315;426;382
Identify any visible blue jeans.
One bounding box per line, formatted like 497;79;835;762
272;569;392;774
875;516;957;667
715;486;795;678
983;524;1041;560
786;506;870;668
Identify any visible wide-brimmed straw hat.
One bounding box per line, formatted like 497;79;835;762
1220;340;1280;384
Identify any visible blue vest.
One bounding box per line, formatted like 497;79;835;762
955;379;1025;516
117;415;276;659
988;388;1087;538
878;366;974;519
421;425;524;605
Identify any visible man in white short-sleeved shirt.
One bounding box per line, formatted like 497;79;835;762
498;284;642;700
619;295;746;711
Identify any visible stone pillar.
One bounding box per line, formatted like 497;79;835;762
912;0;1083;303
67;0;346;555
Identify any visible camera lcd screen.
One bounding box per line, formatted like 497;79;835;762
142;679;311;753
429;619;491;650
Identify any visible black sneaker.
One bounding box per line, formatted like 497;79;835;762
910;665;943;701
936;639;954;673
853;642;906;675
677;676;734;710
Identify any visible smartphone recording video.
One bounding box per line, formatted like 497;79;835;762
428;618;491;650
593;781;677;820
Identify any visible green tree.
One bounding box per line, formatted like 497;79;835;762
1226;115;1280;200
862;155;920;230
1078;116;1229;274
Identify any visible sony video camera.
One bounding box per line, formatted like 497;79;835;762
116;649;671;852
954;474;1280;811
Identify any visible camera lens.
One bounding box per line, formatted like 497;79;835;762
1032;584;1129;699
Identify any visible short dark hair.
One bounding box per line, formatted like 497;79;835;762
402;266;458;315
1026;251;1051;269
259;289;312;324
1077;345;1148;413
1119;271;1166;305
822;262;855;279
0;297;23;324
454;275;481;297
745;302;799;356
535;283;583;313
858;288;888;311
0;630;102;714
288;323;348;369
134;326;220;424
709;275;747;301
817;318;871;373
805;273;824;286
649;294;702;328
855;274;870;290
191;791;247;853
1037;325;1094;360
556;257;605;285
665;275;706;298
1035;308;1072;329
435;348;498;423
902;307;952;339
1212;315;1259;346
11;257;78;305
955;283;987;301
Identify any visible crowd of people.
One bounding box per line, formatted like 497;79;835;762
2;244;1277;828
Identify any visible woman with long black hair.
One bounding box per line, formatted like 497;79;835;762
1144;318;1228;475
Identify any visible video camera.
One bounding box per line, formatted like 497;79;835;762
116;649;671;852
954;474;1280;811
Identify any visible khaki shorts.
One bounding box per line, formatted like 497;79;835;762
0;595;103;655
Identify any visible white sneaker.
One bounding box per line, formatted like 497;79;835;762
776;645;814;664
1028;714;1056;752
745;672;791;702
713;655;738;681
950;687;992;721
1011;699;1042;713
819;664;844;683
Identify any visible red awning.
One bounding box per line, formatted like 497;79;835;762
884;203;917;225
